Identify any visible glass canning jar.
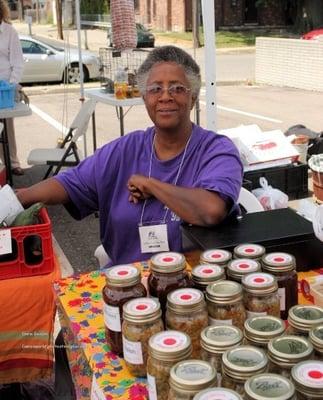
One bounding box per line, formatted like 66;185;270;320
191;264;225;292
227;258;261;283
242;272;280;318
166;288;208;358
291;360;323;399
286;305;323;336
244;373;295;400
147;330;192;400
199;249;232;270
233;243;265;261
122;297;163;377
168;359;216;400
221;345;268;397
200;325;243;386
102;264;147;355
267;335;313;379
206;280;246;330
193;388;243;400
309;325;323;359
244;315;286;349
262;252;298;320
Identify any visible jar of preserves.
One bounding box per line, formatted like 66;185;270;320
168;360;216;400
166;288;208;358
291;360;323;399
286;305;323;336
191;264;225;292
147;330;192;400
233;243;265;261
244;373;295;400
193;388;242;400
122;297;163;377
262;252;298;320
102;264;147;355
200;325;243;386
267;335;313;379
309;325;323;359
227;259;261;283
222;345;268;397
206;280;246;330
199;249;232;269
244;315;286;349
242;272;280;318
148;252;191;317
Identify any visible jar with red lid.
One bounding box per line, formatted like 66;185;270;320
233;243;266;261
191;264;225;292
102;264;146;355
199;249;232;272
227;259;261;283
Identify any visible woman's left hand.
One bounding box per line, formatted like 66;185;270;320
127;174;152;203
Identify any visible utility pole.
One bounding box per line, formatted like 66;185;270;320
35;0;40;24
192;0;201;48
56;0;64;40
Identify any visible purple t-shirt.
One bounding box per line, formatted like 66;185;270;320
55;124;243;265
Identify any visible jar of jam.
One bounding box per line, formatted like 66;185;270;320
102;264;147;355
244;315;286;349
291;360;323;399
242;272;280;318
122;297;163;377
206;280;246;330
267;335;313;379
286;305;323;336
233;243;265;261
191;264;225;292
309;325;323;359
244;373;295;400
200;325;243;386
262;252;298;320
200;249;232;271
147;330;192;400
193;388;243;400
227;259;261;283
166;288;208;358
168;360;216;400
148;252;191;317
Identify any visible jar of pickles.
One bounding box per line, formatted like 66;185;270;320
221;345;268;396
227;259;261;283
309;325;323;359
262;252;298;320
244;315;286;349
199;249;232;270
168;360;216;400
122;297;163;377
102;264;147;355
206;280;246;330
166;288;208;358
147;331;192;400
233;243;265;261
242;272;280;318
286;305;323;336
191;264;225;292
193;388;243;400
291;360;323;399
200;325;243;386
244;373;295;400
267;335;314;379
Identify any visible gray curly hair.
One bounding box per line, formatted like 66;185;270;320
137;45;201;97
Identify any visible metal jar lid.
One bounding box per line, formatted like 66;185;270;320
150;252;186;273
262;252;296;273
233;243;265;260
268;335;313;367
105;264;141;287
193;388;243;400
169;359;216;393
244;373;295;400
227;259;261;281
148;330;192;362
242;272;278;295
309;325;323;354
191;264;225;286
167;288;206;314
288;305;323;332
244;315;286;345
206;280;243;304
222;345;268;381
200;249;232;266
200;325;243;354
291;360;323;397
123;297;161;324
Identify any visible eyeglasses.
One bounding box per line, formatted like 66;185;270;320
145;84;191;97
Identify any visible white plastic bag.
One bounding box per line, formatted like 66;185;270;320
252;177;289;210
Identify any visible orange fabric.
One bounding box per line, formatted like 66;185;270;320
0;257;60;384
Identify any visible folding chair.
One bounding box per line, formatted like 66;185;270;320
27;99;96;179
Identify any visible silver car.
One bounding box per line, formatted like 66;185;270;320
20;35;100;84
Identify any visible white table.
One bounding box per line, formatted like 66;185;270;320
0;102;32;185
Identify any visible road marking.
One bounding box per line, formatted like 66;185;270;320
30;103;69;135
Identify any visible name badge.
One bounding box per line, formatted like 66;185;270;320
139;224;170;253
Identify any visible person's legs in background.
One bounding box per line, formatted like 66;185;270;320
0;118;24;175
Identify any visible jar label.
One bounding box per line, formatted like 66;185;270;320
124;298;159;316
122;336;143;364
265;253;293;264
209;317;233;326
193;264;222;277
247;310;267;318
169;288;202;305
235;244;264;256
294;361;323;387
152;252;183;266
244;272;274;287
278;287;286;311
202;249;230;262
106;264;138;280
103;304;121;332
230;259;259;272
147;373;158;400
151;330;188;350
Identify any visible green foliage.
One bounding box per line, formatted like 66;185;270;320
80;0;108;15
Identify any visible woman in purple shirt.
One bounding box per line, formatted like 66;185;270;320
18;45;243;266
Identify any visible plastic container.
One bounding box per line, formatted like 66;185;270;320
309;154;323;203
311;279;323;307
0;80;15;109
0;208;54;279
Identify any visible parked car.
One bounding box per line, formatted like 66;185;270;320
19;35;100;84
301;28;323;40
107;23;155;48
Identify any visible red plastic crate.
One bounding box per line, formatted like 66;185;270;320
0;208;54;280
